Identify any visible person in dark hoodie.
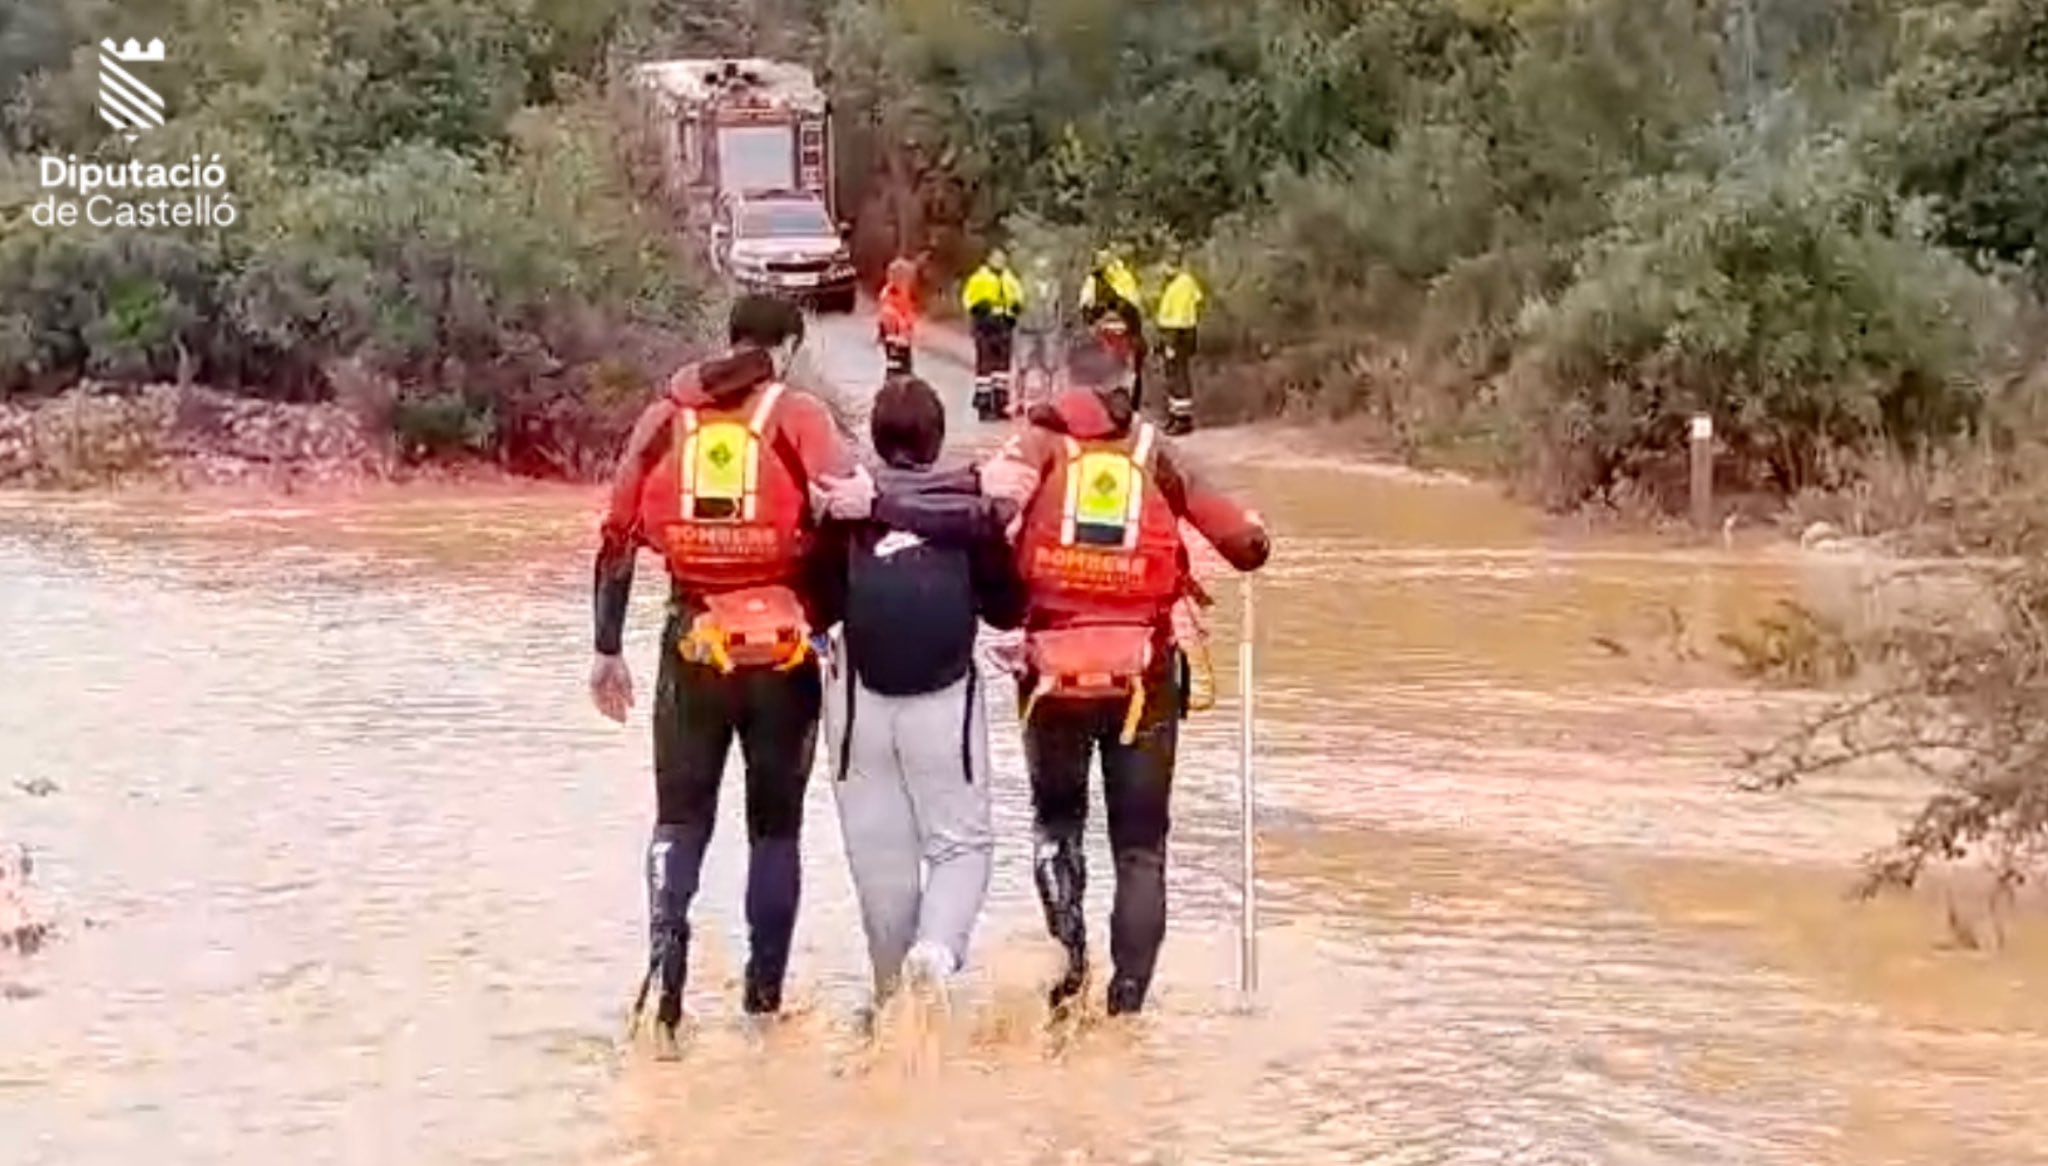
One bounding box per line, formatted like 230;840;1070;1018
590;294;854;1051
869;336;1271;1019
809;375;1027;1014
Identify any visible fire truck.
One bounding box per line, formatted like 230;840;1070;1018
627;58;855;310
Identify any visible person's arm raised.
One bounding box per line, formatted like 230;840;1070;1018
1154;444;1270;572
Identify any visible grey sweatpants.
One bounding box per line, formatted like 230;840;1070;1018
823;643;994;997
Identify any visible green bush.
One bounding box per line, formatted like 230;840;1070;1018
836;0;2045;512
1879;0;2048;292
1;0;715;476
1511;139;1997;506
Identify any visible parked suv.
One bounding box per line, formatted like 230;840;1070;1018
711;190;857;313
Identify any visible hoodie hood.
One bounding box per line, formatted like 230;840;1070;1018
1025;387;1134;440
666;347;776;408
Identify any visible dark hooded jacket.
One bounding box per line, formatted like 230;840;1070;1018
813;462;1026;696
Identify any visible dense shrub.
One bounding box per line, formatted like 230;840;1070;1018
0;0;716;475
1511;140;1997;506
834;0;2041;509
1879;0;2048;292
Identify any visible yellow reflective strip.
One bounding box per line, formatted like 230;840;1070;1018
1118;680;1145;745
741;383;782;522
1122;423;1156;548
741;434;760;520
1020;675;1053;726
679;432;699;511
1059;436;1082;546
748;382;785;435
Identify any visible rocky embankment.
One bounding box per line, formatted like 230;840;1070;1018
0;384;387;489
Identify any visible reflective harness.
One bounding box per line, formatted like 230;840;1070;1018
1021;422;1162;744
677;382;784;525
671;384;812;673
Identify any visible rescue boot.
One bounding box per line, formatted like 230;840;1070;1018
632;824;703;1045
991;383;1012;420
971;377;994;421
1165;396;1195;436
1032;833;1088;1010
1106;974;1150;1017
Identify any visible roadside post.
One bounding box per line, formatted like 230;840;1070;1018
1690;413;1714;535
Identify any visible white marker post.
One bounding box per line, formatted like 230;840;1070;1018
1690;413;1714;534
1237;575;1259;1002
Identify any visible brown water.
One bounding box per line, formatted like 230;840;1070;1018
4;314;2047;1165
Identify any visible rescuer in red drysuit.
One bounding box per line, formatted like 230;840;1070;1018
590;293;855;1050
877;256;919;376
874;335;1271;1017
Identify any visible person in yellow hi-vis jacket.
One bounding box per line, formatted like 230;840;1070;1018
961;248;1025;422
1079;247;1148;410
1156;254;1205;435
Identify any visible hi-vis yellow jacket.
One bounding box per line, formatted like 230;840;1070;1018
1080;260;1143;318
962;265;1024;319
1157;270;1204;330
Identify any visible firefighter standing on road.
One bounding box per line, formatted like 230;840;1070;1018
1079;248;1147;411
962;248;1025;421
1156;255;1205;436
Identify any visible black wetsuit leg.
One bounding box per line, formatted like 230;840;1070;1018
648;612;822;1018
733;657;822;1013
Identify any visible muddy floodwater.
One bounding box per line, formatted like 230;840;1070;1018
4;314;2048;1165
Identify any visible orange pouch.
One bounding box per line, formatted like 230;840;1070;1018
1023;625;1156;744
1026;625;1155;697
685;585;811;672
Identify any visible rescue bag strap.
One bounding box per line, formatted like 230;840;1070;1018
1119;680;1146;746
747;382;786;435
1121;422;1158;550
1131;421;1158;470
1058;435;1083;546
678;609;736;673
1020;673;1054;729
744;382;815;530
677;407;701;509
775;635;812;671
731;385;784;524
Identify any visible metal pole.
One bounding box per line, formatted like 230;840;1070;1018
1237;574;1258;1000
